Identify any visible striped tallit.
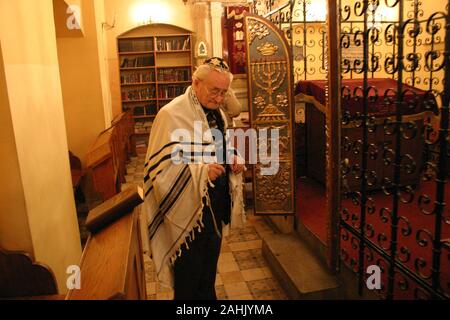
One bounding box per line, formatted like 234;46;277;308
143;86;246;289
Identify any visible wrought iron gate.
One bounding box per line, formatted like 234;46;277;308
338;0;449;300
252;0;450;299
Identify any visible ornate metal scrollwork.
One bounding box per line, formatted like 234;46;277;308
418;193;435;216
341;207;351;221
255;0;449;300
378;232;391;250
337;0;449;300
365;223;376;238
396;271;410;292
397;246;411;263
398;185;415;204
379;207;392;224
398;216;412;237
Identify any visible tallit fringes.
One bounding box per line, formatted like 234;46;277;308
171;252;179;264
164;163;214;274
208;177;215;188
198;217;205;228
197;210;205;230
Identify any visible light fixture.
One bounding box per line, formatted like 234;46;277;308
131;2;171;25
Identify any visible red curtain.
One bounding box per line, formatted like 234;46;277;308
224;6;250;75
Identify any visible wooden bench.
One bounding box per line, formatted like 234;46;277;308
112;111;136;183
66;207;146;300
1;206;147;300
0;248;65;300
87;127;118;201
87;111;135;202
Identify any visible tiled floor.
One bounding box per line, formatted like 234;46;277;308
123;153;289;300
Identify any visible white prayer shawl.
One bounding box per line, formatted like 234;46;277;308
143;86;246;289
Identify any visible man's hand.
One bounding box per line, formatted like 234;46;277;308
208;163;226;182
230;155;246;174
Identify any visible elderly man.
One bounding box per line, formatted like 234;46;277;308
143;57;246;300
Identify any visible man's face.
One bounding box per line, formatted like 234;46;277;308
193;70;230;110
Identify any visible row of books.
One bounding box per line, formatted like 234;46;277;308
157;68;191;82
158;85;189;99
120;56;155;69
122;87;156;101
119;37;190;53
133;104;157;117
120;69;191;84
118;39;153;53
156;37;190;51
121;72;155;84
135;121;152;134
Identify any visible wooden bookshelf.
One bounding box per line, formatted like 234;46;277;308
117;28;193;152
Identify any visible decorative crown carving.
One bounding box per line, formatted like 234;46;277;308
257;42;279;56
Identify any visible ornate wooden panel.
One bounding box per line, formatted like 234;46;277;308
245;14;296;215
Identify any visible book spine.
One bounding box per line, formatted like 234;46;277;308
86;193;143;233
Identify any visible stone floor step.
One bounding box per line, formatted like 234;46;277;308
262;233;341;300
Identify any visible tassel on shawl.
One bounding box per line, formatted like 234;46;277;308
167;165;211;267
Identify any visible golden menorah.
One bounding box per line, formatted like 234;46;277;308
251;60;287;106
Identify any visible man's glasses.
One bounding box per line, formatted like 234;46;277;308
205;86;228;98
